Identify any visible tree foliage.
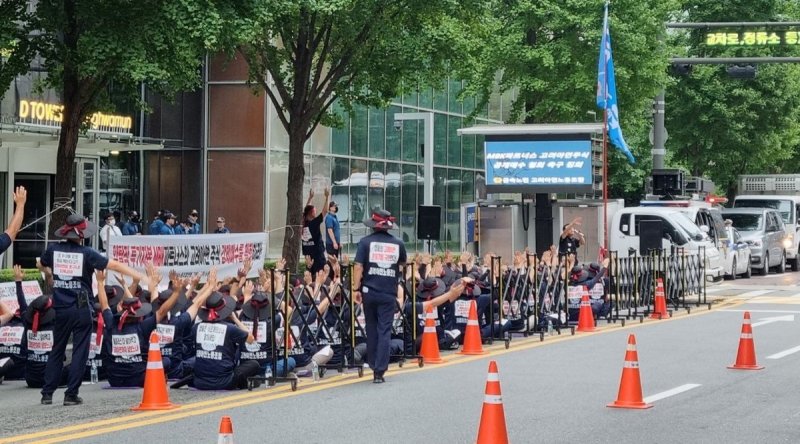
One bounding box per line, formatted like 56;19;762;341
463;0;678;202
665;0;800;197
219;0;496;268
0;0;221;232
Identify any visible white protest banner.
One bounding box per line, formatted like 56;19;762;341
108;233;266;287
0;281;43;313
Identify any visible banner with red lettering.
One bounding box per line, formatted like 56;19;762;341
108;233;266;286
0;281;43;313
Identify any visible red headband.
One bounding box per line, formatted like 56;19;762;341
96;313;104;346
371;213;395;229
205;298;226;322
118;300;142;331
32;299;53;334
59;219;88;238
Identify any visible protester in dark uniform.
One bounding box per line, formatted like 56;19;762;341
0;286;26;382
302;188;330;275
239;282;296;377
98;267;188;388
39;214;148;406
11;265;65;388
352;209;407;383
190;289;259;390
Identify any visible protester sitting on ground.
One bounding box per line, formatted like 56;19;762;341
12;265;64;388
150;273;191;379
189;287;259;391
238;281;296;378
0;283;27;382
403;277;468;354
99;266;185;388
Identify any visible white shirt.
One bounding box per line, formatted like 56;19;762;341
99;224;122;251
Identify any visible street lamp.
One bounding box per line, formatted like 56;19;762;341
393;112;434;251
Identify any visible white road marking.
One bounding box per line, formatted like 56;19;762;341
721;309;800;314
767;345;800;360
737;290;773;297
643;384;701;404
751;315;795;328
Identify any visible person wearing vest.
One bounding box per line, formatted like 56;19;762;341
353;209;407;384
39;214;148;406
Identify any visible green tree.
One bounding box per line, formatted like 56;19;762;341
665;0;800;198
463;0;678;201
0;0;222;232
220;0;495;268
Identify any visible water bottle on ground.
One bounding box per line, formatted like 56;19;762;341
547;318;554;336
265;364;273;380
312;361;320;382
90;360;98;384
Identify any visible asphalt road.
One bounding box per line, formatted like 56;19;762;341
3;283;800;443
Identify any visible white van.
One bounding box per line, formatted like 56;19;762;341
733;195;799;271
640;201;731;276
610;207;724;279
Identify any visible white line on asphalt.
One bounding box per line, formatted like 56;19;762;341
767;345;800;360
737;290;773;297
720;309;800;314
751;315;795;328
643;384;701;404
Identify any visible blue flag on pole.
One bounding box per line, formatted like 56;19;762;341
596;2;635;164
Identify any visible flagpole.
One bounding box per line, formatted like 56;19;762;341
603;109;609;254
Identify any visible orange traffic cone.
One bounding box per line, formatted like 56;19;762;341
132;332;179;411
576;290;596;332
476;360;509;444
650;278;670;319
218;416;234;443
607;334;652;409
728;311;764;370
419;306;443;364
459;300;486;355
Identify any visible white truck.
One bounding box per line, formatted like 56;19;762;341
736;175;800;271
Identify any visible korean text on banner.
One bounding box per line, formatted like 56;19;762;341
0;281;43;313
108;233;267;286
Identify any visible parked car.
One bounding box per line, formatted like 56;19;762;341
721;208;786;275
610;206;724;279
733;194;800;271
723;226;752;280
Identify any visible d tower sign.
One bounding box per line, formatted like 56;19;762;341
17;99;133;138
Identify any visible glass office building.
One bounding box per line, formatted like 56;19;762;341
198;54;513;256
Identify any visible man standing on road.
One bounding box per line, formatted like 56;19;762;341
301;188;329;274
352;209;406;384
325;201;341;259
39;214;148;406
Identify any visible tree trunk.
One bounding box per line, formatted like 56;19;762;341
50;81;85;240
281;126;308;271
